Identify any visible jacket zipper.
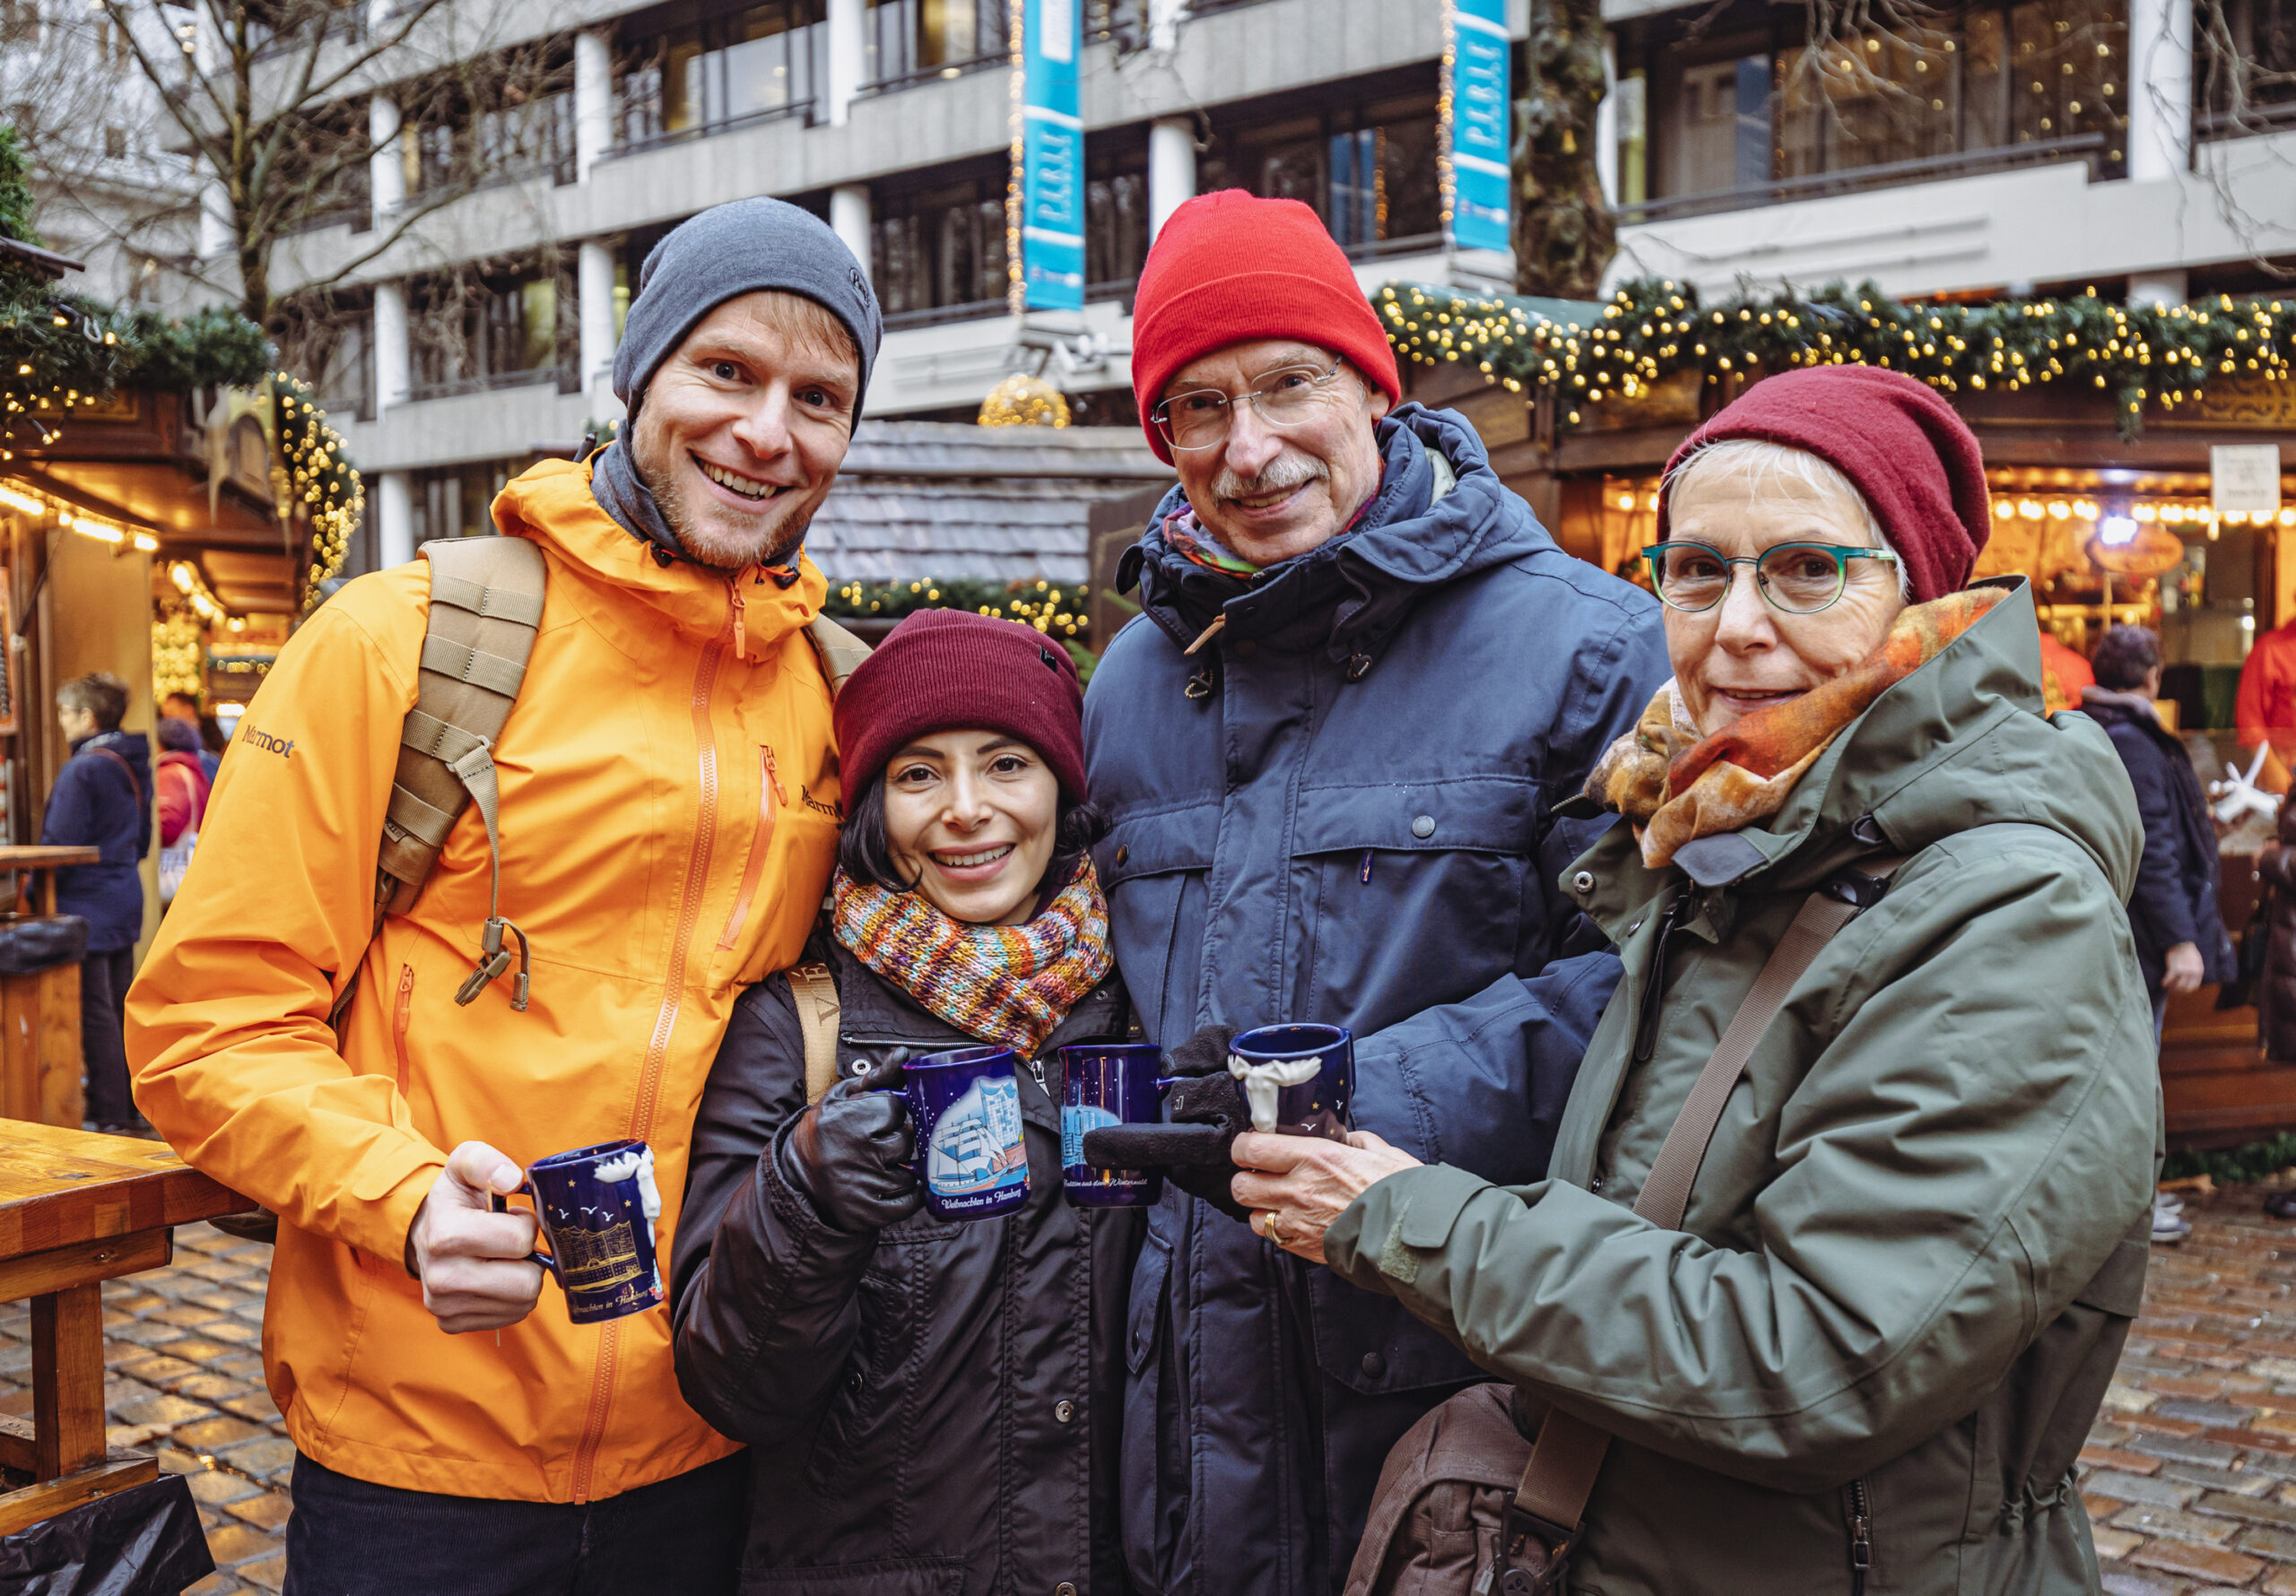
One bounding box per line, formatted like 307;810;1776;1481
1633;892;1694;1063
390;965;415;1092
716;746;785;951
570;580;737;1504
1848;1477;1873;1595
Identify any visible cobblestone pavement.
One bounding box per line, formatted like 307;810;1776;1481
57;1183;2296;1592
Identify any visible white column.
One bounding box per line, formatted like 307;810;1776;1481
2130;269;2189;308
374;281;410;411
369;93;404;221
1149;117;1196;238
2126;0;2193;183
578;239;619;407
1147;0;1183;52
574;30;613;181
826;0;865;125
830;185;872;282
378;472;414;567
1594;39;1619;207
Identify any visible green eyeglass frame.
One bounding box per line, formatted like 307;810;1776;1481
1639;541;1902;616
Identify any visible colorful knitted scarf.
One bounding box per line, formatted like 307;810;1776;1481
1585;587;2004;868
831;862;1113;1056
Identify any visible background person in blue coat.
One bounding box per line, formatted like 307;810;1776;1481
45;672;152;1132
1076;190;1669;1596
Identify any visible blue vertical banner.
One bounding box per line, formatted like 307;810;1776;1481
1023;0;1084;312
1448;0;1512;253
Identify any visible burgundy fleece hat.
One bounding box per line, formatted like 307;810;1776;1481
834;610;1087;799
1128;190;1402;464
1659;366;1991;603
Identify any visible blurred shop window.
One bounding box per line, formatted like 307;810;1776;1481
615;2;823;152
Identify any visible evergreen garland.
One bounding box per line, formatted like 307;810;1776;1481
1378;277;2296;441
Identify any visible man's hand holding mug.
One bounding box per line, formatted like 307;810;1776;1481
405;1141;546;1335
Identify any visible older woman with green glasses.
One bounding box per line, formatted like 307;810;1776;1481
1228;366;2158;1595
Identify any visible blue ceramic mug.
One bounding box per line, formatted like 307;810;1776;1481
1228;1023;1352;1142
491;1139;665;1325
903;1045;1031;1222
1057;1041;1164;1208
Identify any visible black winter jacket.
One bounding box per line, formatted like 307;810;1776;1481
673;941;1141;1596
2083;688;2236;992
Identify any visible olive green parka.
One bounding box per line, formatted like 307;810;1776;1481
1325;578;2161;1595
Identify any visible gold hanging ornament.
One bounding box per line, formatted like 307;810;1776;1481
978;373;1071;428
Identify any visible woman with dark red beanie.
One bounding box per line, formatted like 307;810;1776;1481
673;610;1136;1594
1239;364;2159;1595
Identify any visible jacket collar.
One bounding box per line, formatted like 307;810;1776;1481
1120;404;1545;662
489;457;829;660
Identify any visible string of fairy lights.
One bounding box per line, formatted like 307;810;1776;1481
273;371;362;612
1378;278;2296;438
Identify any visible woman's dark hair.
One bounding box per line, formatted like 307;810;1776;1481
839;773;1108;908
2092;625;2161;692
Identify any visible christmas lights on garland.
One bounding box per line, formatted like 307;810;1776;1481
272;371;364;612
824;575;1089;640
0;300;268;456
1378;278;2296;440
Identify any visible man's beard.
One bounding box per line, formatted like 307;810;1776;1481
646;455;814;571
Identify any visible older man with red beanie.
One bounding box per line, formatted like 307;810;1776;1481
1074;190;1669;1596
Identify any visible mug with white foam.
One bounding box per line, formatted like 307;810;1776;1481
1226;1024;1352;1142
490;1139;665;1324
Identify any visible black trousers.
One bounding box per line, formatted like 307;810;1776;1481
283;1451;748;1596
79;946;135;1126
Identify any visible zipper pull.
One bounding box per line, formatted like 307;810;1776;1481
1028;1055;1048;1094
1848;1478;1873;1596
762;744;788;806
729;577;749;662
1359;850;1374;885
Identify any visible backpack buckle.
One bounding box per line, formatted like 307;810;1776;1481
1492;1503;1576;1594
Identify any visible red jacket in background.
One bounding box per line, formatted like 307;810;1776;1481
2240;617;2296;762
155;750;208;846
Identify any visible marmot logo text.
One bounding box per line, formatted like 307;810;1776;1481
801;785;841;820
242;727;294;759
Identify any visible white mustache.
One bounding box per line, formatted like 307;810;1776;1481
1213;455;1326;500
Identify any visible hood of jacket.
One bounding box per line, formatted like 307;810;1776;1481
490;456;829;661
75;729;152;795
1579;578;2141;925
1121;403;1551;662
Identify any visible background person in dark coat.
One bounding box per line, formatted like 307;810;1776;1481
44;672;152;1132
1076;191;1668;1596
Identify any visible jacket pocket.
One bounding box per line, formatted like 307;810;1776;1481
740;1558;961;1594
1123;1227;1188;1594
718;746;783;952
1096;804;1217;1045
1287;777;1536;1029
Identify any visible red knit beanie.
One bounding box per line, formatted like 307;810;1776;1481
834;610;1087;801
1659;366;1991;603
1129;190;1402;464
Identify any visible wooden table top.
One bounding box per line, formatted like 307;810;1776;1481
0;1123;249;1258
0;847;100;869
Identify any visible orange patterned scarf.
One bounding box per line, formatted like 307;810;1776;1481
1586;588;2004;867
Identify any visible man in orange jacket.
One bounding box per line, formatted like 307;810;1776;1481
126;198;881;1593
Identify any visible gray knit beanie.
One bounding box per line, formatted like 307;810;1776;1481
611;197;883;421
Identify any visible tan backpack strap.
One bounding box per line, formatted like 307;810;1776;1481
805;616;871;699
789;962;842;1104
365;536;546;1015
1508;856;1910;1571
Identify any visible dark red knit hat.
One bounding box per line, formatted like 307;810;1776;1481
834;610;1087;801
1128;190;1402;464
1659;366;1991;603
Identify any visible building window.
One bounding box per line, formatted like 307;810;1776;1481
409;263;577;401
103;126;126;159
1634;0;2127;208
2199;0;2296;132
406;86;576;194
411;458;538;543
871;163;1009;322
616;1;823;149
1198;88;1440;257
864;0;1009;89
1086;134;1149;291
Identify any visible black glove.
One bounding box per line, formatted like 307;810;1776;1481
1080;1023;1253;1222
778;1051;923;1234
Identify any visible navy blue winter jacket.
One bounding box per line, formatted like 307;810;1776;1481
1081;404;1669;1596
2083;689;2236;991
43;730;152;951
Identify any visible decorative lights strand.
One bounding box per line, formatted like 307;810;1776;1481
272;371;363;612
1377;278;2296;440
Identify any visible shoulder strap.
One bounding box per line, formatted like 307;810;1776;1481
84;744;142;805
805;616;871;698
1508;856;1909;1569
790;962;843;1104
331;537;546;1028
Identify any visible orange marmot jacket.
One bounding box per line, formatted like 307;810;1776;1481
126;458;840;1502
